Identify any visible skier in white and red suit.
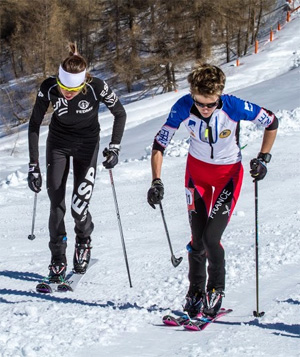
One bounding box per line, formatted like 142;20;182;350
147;63;278;318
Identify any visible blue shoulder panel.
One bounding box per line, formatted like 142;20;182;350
165;94;194;128
221;94;262;122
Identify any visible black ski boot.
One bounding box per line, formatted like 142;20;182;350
203;288;225;317
73;238;92;274
183;288;205;318
48;259;67;283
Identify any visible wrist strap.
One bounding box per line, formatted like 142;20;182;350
109;143;121;150
257;152;272;163
152;178;163;186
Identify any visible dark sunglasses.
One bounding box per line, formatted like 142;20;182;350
194;98;219;108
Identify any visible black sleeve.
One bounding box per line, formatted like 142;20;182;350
100;80;127;145
262;108;279;131
28;80;50;163
152;137;165;153
109;100;127;145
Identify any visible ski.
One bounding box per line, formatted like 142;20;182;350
36;258;98;294
183;308;233;331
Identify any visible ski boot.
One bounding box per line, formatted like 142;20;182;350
203;288;225;317
73;238;92;274
183;288;205;318
48;260;67;283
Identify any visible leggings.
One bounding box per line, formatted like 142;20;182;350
46;137;99;260
185;154;244;292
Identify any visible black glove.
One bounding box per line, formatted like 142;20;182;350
147;178;164;209
27;163;42;193
250;152;271;181
102;144;120;169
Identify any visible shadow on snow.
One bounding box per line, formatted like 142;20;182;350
281;298;300;305
217;319;300;338
0;270;43;282
0;270;169;313
1;270;299;337
0;287;168;313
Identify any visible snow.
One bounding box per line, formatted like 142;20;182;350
1;10;300;357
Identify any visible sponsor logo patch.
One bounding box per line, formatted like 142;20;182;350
71;167;95;220
188;120;196;137
53;98;68;116
219;129;231;138
185;187;195;211
244;102;253;111
157;127;170;147
78;100;90;110
76;100;93;114
257;111;272;126
209;189;232;219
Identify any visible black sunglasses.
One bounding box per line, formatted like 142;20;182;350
194;99;219;108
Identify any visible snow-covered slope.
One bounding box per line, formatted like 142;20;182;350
0;10;300;357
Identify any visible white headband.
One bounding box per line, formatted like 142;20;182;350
58;65;86;88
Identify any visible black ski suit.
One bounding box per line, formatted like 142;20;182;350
28;76;126;260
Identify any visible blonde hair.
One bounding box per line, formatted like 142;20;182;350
187;63;226;97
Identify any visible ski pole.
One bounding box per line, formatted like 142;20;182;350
253;180;265;317
109;169;133;288
159;202;183;268
28;192;38;240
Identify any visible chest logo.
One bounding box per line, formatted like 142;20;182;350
78;100;90;110
219;129;231;138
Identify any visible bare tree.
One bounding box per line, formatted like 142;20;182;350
0;0;284;128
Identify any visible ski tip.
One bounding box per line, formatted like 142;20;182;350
163;315;179;326
183;321;201;331
36;282;52;294
57;283;73;292
162;315;185;326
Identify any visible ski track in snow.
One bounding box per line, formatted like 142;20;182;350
1;10;300;357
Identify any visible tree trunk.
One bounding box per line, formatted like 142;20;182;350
225;23;230;63
254;1;263;42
